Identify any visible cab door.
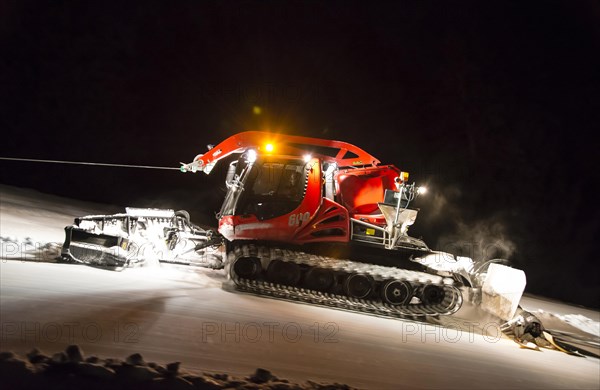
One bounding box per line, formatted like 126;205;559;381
221;157;322;242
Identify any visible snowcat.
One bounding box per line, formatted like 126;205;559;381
61;131;525;320
179;131;526;319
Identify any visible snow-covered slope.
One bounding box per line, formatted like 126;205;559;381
1;185;598;389
0;184;120;244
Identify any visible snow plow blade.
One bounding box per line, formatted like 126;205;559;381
479;263;526;321
61;208;223;270
62;227;130;268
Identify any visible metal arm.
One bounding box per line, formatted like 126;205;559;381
181;131;382;174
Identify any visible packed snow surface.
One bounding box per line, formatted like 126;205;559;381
1;185;599;389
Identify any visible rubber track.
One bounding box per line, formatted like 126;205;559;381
228;244;463;318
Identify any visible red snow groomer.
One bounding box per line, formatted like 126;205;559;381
181;131;525;319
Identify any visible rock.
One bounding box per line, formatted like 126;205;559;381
28;353;49;364
32;362;49;373
182;375;222;390
224;379;248;388
0;357;35;389
155;365;169;375
114;363;160;382
269;383;303;390
152;376;195;390
26;348;43;362
0;357;33;374
85;355;100;364
211;372;228;381
126;352;146;366
0;351;16;361
65;344;84;363
104;357;124;368
0;348;360;390
308;384;352;390
45;361;79;376
51;351;68;364
249;368;274;384
165;361;181;376
78;362;116;379
238;384;260;390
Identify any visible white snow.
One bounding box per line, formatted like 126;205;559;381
1;185;599;389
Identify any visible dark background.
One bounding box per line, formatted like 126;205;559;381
1;1;598;308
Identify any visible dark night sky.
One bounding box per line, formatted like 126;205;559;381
1;1;599;308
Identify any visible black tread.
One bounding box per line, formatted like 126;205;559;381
227;244;463;318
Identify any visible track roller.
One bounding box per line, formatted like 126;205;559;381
382;280;413;305
304;267;335;291
233;256;262;279
420;285;445;305
344;274;373;298
267;260;302;285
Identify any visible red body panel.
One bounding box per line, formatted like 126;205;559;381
294;197;349;242
336;165;399;226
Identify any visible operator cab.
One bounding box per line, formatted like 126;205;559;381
219;154;309;221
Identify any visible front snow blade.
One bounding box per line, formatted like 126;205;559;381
480;263;526;321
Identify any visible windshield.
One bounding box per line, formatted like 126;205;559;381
218;157;308;221
251;162;305;199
